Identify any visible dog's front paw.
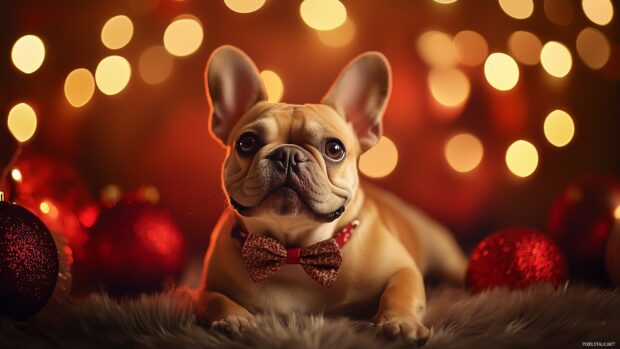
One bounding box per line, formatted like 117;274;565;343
211;314;257;335
374;315;430;345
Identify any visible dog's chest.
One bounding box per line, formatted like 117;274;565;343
244;265;343;314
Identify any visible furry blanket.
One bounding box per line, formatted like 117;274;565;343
1;285;618;349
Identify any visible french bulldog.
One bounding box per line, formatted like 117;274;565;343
194;45;467;343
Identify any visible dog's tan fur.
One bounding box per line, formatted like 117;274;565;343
195;46;467;342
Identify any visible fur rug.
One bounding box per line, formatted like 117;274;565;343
1;285;619;349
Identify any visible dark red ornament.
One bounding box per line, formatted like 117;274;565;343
0;197;59;320
85;200;185;297
548;175;620;283
466;227;568;292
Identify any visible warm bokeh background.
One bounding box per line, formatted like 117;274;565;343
2;0;619;280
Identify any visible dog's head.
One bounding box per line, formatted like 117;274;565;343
205;46;391;224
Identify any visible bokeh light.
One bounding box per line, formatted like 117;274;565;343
101;184;122;206
428;68;470;108
544;0;574;26
544;109;575;147
417;31;456;68
499;0;534;19
224;0;265;13
64;68;95;108
11;168;22;182
11;35;45;74
95;55;132;95
39;201;50;214
138;185;160;204
316;18;356;48
260;70;284;102
576;27;611;70
7;102;37;143
615;205;620;220
444;133;484;173
139;45;174;84
582;0;614;26
508;31;542;65
101;15;134;50
300;0;347;31
163;17;204;57
484;53;519;91
505;140;539;178
452;30;488;66
540;41;572;78
39;200;59;219
359;136;399;178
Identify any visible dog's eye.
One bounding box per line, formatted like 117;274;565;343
236;133;259;156
324;139;345;161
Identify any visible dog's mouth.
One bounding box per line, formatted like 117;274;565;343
229;184;345;222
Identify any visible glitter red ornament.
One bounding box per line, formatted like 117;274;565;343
548;175;620;283
85;199;185;297
0;194;59;320
466;227;568;293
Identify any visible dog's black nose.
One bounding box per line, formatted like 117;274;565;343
268;146;308;171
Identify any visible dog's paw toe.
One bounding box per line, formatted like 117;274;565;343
375;316;430;345
211;314;257;334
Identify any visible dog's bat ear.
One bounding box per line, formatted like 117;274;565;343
205;46;267;146
322;52;391;152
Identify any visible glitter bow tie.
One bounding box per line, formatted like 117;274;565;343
232;220;358;288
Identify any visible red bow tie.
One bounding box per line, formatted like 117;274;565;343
232;220;359;288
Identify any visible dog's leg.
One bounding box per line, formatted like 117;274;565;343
373;267;430;344
194;290;256;333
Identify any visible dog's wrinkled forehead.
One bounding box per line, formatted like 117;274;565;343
229;102;358;150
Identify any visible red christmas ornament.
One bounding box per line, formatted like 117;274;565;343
0;195;59;320
548;175;620;283
466;227;568;292
11;152;93;247
85;200;185;297
12;152;92;210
